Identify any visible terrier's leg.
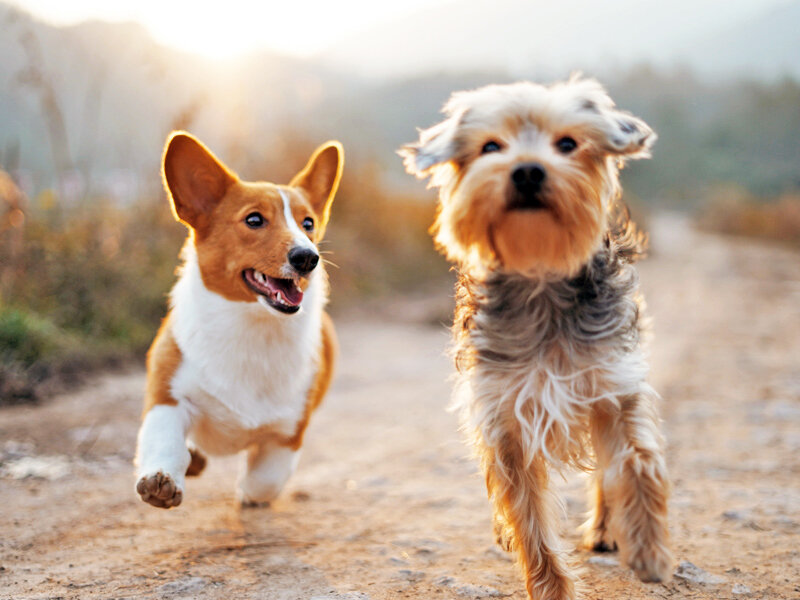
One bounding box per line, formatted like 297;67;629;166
484;440;576;600
135;404;192;509
590;396;673;582
237;440;300;506
493;511;514;552
581;470;617;552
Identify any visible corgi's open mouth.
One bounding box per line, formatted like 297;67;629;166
242;269;303;314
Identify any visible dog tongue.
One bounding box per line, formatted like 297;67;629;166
266;276;303;306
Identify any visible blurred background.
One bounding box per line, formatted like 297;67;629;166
1;0;799;403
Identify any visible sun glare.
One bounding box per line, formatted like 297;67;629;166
145;4;340;59
10;0;453;59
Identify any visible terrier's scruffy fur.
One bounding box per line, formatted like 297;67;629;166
400;76;673;599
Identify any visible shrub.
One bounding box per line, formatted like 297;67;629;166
0;158;451;402
699;185;800;247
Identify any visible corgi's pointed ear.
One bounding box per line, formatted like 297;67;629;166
162;131;238;230
290;141;343;238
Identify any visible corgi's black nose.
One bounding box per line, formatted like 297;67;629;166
288;247;319;275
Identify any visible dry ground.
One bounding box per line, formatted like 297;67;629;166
1;214;799;600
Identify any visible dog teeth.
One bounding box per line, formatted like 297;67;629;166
254;270;266;284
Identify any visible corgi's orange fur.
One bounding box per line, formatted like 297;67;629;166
135;131;343;508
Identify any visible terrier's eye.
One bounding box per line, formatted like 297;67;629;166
302;217;314;232
481;140;501;154
555;136;578;154
245;212;266;229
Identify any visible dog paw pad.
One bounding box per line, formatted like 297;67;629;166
136;471;183;509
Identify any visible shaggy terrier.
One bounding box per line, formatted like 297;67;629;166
401;76;673;599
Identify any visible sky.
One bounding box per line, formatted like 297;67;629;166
6;0;454;58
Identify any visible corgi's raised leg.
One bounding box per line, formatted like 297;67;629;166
135;403;192;509
237;441;300;506
186;446;207;477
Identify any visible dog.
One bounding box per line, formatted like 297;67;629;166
135;131;342;508
400;77;673;599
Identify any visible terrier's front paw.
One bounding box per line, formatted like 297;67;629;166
627;545;674;583
493;518;513;552
136;471;183;509
582;524;617;553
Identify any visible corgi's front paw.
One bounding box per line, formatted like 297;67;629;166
236;481;281;508
136;471;183;509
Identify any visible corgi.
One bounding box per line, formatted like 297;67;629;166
135;131;343;508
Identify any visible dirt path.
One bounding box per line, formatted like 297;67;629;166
1;215;799;600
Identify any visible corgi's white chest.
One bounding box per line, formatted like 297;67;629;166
168;248;323;453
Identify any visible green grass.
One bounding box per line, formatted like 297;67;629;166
0;306;89;404
0;193;185;403
0;307;76;366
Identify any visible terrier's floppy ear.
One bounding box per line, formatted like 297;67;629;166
571;77;656;160
290;141;343;239
595;109;656;159
399;107;465;178
162;131;238;230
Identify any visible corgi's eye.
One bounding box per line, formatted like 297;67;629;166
302;217;314;232
481;140;501;154
245;212;266;229
555;136;577;154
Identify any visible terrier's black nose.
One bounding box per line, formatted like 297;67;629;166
288;247;319;274
511;163;546;194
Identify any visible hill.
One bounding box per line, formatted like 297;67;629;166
0;0;799;201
